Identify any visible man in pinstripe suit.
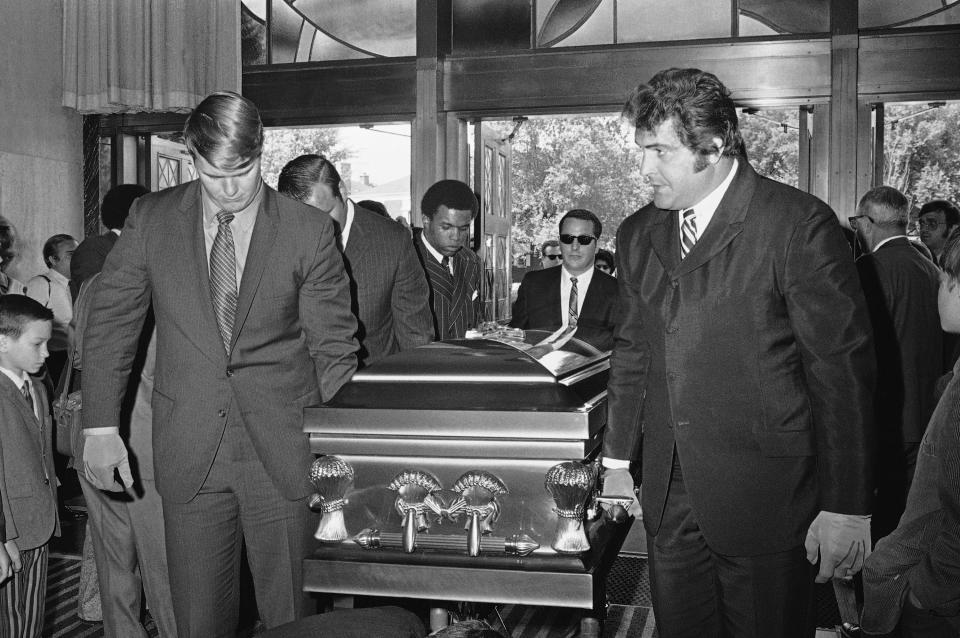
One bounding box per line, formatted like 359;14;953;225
412;180;483;340
278;155;434;367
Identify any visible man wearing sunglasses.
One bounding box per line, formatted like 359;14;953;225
509;209;619;350
539;239;562;269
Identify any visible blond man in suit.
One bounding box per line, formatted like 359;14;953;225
81;91;358;637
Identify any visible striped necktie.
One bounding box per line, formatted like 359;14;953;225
569;276;579;327
21;380;34;418
210;211;238;354
680;208;697;259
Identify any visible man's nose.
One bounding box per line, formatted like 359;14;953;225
223;178;239;196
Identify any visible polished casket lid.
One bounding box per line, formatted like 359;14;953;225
325;330;609;413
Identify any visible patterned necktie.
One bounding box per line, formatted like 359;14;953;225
569;276;579;327
21;381;34;417
680;208;697;259
210;211;238;354
441;255;451;275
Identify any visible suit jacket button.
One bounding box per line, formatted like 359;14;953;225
218;409;227;418
44;478;49;485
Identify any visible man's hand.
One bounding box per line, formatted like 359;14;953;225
804;510;871;583
0;541;12;585
83;432;133;492
600;468;642;518
3;540;21;577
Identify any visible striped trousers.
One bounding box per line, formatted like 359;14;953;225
0;543;48;638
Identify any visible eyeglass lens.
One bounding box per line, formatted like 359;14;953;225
560;234;596;245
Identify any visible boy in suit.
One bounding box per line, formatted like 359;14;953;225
0;295;58;637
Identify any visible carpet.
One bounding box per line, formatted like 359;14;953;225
43;555;655;637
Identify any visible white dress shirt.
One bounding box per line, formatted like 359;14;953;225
201;183;264;277
0;365;37;420
26;268;73;353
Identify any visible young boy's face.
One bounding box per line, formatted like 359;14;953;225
939;271;960;334
0;319;51;376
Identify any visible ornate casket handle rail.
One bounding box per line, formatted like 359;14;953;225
308;455;355;542
388;469;443;552
452;470;509;557
545;461;595;553
354;529;539;556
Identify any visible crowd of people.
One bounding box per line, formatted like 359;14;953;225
1;66;959;638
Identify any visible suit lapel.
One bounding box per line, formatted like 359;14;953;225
233;187;279;351
0;375;38;427
648;212;679;273
546;267;563;325
673;161;752;278
177;182;228;364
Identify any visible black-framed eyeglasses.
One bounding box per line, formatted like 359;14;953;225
543;253;563;261
918;218;946;230
559;234;597;245
848;215;874;228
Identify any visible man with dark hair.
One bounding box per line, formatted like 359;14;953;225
70;184;150;299
279;155;433;367
356;199;390;218
851;186;942;542
413;179;483;340
603;68;875;637
539;239;562;269
510;209;619;350
81;91;358;637
918;199;960;268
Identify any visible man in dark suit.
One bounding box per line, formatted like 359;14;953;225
601;68;876;637
80;91;359;637
851;186;942;542
539;239;562;269
412;180;483;340
69;184;149;299
277;155;433;367
510;209;618;350
862;230;960;638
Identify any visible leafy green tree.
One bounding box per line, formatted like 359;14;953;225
884;103;960;207
260;128;351;189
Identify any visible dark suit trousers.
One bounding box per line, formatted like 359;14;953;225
162;410;314;638
647;452;814;638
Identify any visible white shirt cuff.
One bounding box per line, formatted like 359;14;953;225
83;427;119;436
602;457;631;469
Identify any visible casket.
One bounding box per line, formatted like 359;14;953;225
301;330;632;613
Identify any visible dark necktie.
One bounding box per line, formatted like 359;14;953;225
441;255;450;273
680;208;697;259
21;380;34;418
210;211;238;354
569;276;579;327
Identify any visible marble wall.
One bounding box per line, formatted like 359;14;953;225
0;0;83;286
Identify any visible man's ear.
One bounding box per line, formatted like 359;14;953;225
708;137;725;164
0;334;10;353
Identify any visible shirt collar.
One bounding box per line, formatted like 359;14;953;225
340;199;356;249
421;233;448;265
200;181;264;233
0;365;28;389
562;265;595;287
678;158;738;234
872;235;908;252
46;268;69;287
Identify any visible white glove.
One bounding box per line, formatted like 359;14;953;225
600;468;642;517
804;510;871;583
83;432;133;492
